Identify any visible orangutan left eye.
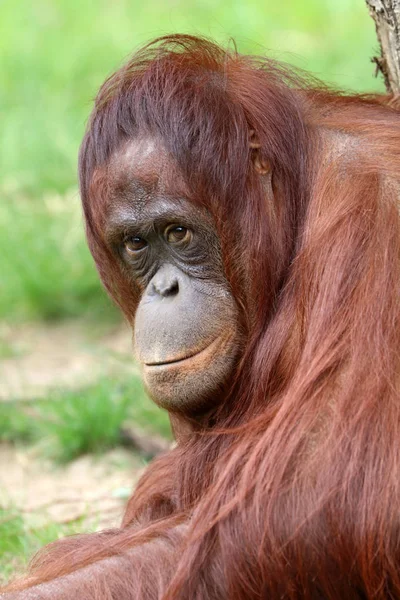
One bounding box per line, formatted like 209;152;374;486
165;225;192;245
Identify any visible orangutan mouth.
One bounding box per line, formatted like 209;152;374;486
144;336;222;369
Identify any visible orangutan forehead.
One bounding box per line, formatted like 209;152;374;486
108;138;191;202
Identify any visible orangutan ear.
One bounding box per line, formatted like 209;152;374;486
253;154;270;175
249;129;261;149
249;129;270;175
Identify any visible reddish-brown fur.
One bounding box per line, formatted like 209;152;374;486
4;35;400;599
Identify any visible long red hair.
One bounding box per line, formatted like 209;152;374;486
6;35;400;599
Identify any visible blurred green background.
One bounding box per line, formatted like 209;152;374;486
0;0;385;580
0;0;383;323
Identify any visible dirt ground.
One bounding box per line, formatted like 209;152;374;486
0;319;136;400
0;320;146;531
0;444;143;530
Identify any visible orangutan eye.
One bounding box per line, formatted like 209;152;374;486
165;225;192;245
124;236;147;253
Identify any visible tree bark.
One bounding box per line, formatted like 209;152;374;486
366;0;400;94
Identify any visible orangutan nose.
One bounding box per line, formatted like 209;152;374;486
150;265;180;298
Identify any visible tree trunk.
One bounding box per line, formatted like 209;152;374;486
366;0;400;94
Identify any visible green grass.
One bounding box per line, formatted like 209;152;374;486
0;376;171;463
0;0;383;322
0;192;118;321
0;405;36;445
0;507;85;584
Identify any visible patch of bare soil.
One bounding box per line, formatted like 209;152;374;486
0;444;143;530
0;319;137;400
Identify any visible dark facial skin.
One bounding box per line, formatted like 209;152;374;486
104;139;241;414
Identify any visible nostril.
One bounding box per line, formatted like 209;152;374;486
166;279;179;297
153;277;179;298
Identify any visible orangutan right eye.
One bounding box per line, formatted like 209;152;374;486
124;236;148;254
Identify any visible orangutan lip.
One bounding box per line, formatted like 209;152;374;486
144;336;220;368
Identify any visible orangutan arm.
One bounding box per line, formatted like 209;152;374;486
1;531;180;600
